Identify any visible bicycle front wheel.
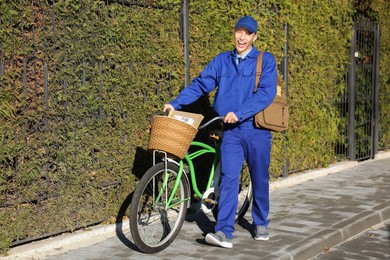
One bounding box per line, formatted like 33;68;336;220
129;161;190;253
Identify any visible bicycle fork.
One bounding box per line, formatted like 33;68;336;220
152;150;190;210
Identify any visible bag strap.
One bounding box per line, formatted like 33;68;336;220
254;52;285;97
254;52;264;93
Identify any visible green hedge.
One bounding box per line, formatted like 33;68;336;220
0;0;389;253
373;0;390;148
0;0;184;251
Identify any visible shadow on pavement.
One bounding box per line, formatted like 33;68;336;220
387;222;390;242
238;217;256;237
115;191;143;253
185;203;215;236
184;201;256;241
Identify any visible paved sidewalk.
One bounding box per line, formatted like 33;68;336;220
3;152;390;260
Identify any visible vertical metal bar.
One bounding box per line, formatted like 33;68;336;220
373;22;380;157
344;83;348;158
0;53;4;77
356;20;361;160
0;9;4;77
64;76;68;122
10;8;15;78
0;14;3;78
21;4;27;101
282;23;289;177
44;62;49;112
368;21;372;159
62;0;68;125
23;58;27;97
99;61;103;119
348;23;356;160
31;1;38;101
283;23;289;98
0;12;2;51
20;0;27;114
363;23;368;157
143;89;147;103
181;0;190;89
82;15;87;126
9;4;18;242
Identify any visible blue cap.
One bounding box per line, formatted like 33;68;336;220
235;16;258;34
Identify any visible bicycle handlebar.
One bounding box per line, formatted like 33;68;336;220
164;108;224;130
198;116;224;130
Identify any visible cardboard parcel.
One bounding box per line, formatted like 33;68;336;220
168;110;204;129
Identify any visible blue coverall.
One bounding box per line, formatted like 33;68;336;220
170;46;277;239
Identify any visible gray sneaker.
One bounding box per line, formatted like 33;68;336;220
254;225;269;241
205;231;233;248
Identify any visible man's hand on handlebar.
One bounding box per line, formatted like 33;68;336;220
163;105;238;124
224;112;238;124
163;104;174;115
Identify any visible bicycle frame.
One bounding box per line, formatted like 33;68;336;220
152;140;219;210
183;141;218;198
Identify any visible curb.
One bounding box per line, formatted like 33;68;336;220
2;223;130;260
282;201;390;260
3;150;390;259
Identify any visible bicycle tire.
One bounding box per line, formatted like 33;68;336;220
235;164;253;222
129;162;190;253
212;163;253;223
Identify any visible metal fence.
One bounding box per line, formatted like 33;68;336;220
347;17;381;161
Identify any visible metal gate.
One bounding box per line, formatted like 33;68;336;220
347;17;380;161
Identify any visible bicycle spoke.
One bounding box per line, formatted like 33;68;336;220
129;162;189;253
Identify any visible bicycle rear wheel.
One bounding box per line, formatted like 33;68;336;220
235;163;252;222
211;163;253;223
129;161;190;253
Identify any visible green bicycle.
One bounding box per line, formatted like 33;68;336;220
129;116;253;253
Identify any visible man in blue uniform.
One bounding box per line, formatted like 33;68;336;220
163;15;277;248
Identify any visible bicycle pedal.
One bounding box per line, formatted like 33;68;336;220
203;198;217;204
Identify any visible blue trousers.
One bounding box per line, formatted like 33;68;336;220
215;123;272;239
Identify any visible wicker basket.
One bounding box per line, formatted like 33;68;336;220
147;116;198;159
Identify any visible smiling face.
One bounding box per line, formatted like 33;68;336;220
234;27;257;55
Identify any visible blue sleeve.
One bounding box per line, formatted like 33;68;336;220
170;56;221;110
235;52;277;121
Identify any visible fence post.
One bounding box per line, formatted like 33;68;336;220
373;22;380;157
348;24;356;161
282;23;289;177
181;0;190;89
